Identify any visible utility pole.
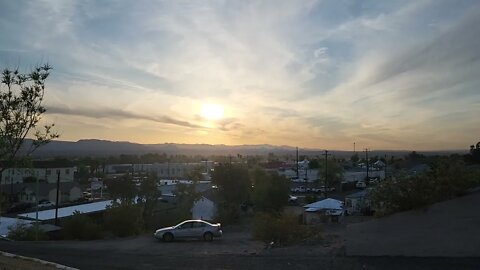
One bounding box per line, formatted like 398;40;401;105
54;170;60;226
323;150;331;198
354;142;356;153
365;148;369;181
35;170;39;241
384;154;387;181
296;147;299;179
0;171;2;225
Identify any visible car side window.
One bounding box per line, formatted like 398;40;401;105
178;222;193;229
193;222;206;228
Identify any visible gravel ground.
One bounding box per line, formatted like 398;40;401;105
0;224;479;270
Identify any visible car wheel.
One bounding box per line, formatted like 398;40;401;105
203;232;213;242
163;233;174;242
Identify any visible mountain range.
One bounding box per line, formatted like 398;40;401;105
24;139;467;158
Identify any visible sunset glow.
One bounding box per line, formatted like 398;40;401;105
200;104;224;121
0;1;479;150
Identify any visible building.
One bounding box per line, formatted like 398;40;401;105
2;182;83;204
104;161;215;179
303;198;344;224
0;160;77;185
345;190;371;215
151;161;214;179
191;189;218;221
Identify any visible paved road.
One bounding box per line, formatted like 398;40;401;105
0;233;479;270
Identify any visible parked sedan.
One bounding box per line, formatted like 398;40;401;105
356;181;367;189
38;200;55;208
288;195;298;204
154;220;222;242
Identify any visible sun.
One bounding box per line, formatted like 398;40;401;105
200;104;224;120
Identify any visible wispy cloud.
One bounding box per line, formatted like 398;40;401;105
1;0;479;150
47;106;204;129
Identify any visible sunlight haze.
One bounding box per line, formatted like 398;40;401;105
1;0;479;150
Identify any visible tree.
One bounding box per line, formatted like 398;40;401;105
308;158;320;169
317;158;344;187
186;165;205;182
1;64;58;211
62;211;101;240
371;158;480;216
251;168;289;213
138;174;159;204
350;153;359;163
211;163;251;223
104;204;143;237
174;183;200;213
106;175;137;205
468;142;480;164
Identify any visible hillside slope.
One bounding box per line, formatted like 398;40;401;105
346;191;480;257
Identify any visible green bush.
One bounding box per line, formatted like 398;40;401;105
215;203;241;225
305;194;318;204
7;223;48;241
253;213;313;246
371;159;480;216
62;211;102;240
143;206;190;231
104;204;144;237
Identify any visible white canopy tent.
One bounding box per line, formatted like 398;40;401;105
304;198;343;212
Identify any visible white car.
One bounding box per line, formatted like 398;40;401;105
356;181;367;189
288;195;298;204
38;200;55;208
154;220;222;242
293;186;307;193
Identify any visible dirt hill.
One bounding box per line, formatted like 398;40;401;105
346;190;480;257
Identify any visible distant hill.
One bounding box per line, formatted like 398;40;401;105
22;139;467;158
27;139;311;157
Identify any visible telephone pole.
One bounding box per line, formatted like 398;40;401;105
323;150;331;198
384;154;387;181
54;170;60;226
365;148;369;180
296;147;299;179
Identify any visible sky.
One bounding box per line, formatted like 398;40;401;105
1;0;479;151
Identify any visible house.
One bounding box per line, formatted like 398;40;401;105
0;217;34;237
19;200;113;221
373;160;385;169
0;160;77;185
151;161;214;179
191;189;217;221
158;182;213;197
345;190;372;215
2;182;83;205
0;217;61;238
409;163;431;175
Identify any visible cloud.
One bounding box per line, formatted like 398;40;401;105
1;0;480;149
46;106;204;129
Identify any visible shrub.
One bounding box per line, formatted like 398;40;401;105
215;203;241;225
305;194;318;204
143;206;191;230
371;159;480;216
7;223;48;241
104;204;144;237
253;213;313;246
62;211;102;240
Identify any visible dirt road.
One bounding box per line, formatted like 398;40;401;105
0;228;479;270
